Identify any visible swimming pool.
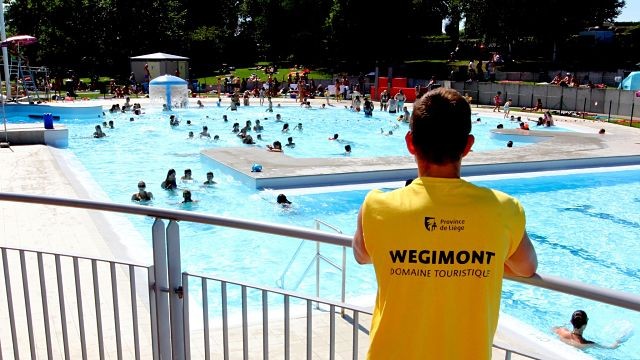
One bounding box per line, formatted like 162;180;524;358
6;103;567;158
38;103;637;359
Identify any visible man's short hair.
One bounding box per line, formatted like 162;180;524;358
410;88;471;164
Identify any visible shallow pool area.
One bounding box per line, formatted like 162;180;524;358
17;100;637;360
6;103;571;158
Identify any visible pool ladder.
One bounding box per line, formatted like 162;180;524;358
276;219;347;310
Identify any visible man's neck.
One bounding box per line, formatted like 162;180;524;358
416;159;461;179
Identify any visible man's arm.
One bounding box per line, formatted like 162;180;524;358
504;231;537;277
352;207;371;264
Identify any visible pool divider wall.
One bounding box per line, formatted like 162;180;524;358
201;146;640;190
0;126;69;148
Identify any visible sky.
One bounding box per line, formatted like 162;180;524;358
617;0;640;22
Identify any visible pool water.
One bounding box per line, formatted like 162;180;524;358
18;103;565;159
27;103;637;359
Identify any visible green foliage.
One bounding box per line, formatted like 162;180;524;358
2;0;632;80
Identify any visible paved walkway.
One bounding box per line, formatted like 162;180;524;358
2;96;635;359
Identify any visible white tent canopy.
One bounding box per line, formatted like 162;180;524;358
130;52;190;85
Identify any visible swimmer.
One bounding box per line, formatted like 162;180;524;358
131;181;153;201
182;189;197;203
282;123;289;132
203;171;217;185
213;134;220;141
108;120;114;129
232;123;240;133
599;128;605;134
242;134;255;144
553;310;621;349
329;133;339;140
200;126;211;138
256;134;264;141
186;120;192;125
344;144;352;155
217;98;221;107
275;113;282;122
242;120;252;132
188;131;194;139
93;125;106;138
496;124;504;129
223;114;228;122
161;169;178;190
197;100;204;108
294;123;303;131
267;141;283;152
285;136;295;148
277;194;292;207
507;141;513;148
181;169;193;181
129;117;135;122
253;120;263;132
170;115;179;126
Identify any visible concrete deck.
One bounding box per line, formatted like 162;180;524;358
2;97;638;359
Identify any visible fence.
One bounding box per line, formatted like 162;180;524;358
448;81;640;120
1;192;640;359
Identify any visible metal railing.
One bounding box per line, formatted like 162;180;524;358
0;245;155;360
276;219;347;308
2;192;640;360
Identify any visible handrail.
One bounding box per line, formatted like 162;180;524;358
0;192;350;246
276;219;344;293
2;191;640;312
275;240;307;288
314;218;343;234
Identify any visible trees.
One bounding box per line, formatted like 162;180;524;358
3;0;630;77
460;0;626;62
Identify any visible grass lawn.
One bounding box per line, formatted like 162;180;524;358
195;65;333;87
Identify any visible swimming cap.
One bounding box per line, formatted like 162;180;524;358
251;164;263;172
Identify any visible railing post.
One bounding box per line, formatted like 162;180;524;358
316;241;320;310
167;220;185;360
152;218;172;359
341;246;346;317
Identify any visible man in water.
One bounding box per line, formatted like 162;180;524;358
352;88;538;359
553;310;622;349
277;194;292;207
131;181;153;201
203;171;217;185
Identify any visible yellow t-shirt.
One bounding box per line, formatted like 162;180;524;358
362;177;525;360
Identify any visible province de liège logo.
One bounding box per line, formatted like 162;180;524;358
424;217;437;231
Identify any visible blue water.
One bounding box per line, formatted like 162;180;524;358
7;103;563;158
18;104;636;359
